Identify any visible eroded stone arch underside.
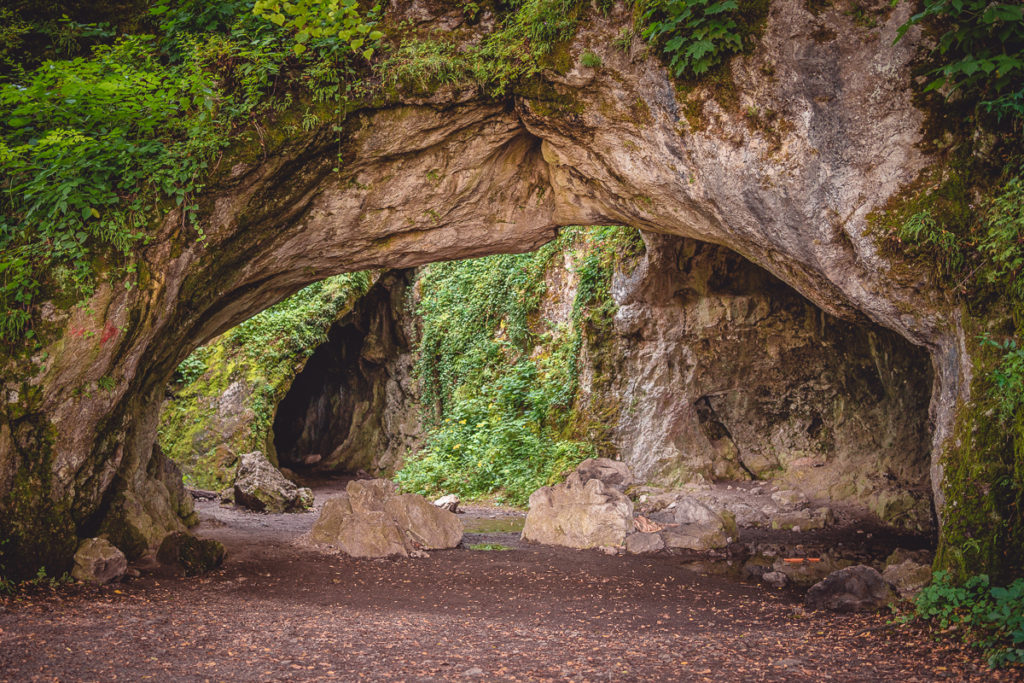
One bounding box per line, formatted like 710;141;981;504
0;1;963;576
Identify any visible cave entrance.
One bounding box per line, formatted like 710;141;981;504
271;271;416;477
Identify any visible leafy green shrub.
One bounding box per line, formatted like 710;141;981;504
897;0;1024;123
251;0;384;59
983;337;1024;424
0;36;224;341
639;0;743;77
580;50;602;68
915;571;1024;668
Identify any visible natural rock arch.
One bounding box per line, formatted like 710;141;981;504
0;1;963;577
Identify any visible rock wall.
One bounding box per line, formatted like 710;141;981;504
0;0;970;578
601;233;934;530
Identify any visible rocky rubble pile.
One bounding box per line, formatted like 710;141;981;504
520;459;934;610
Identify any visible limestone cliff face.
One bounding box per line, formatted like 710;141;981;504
600;233;933;530
0;0;960;576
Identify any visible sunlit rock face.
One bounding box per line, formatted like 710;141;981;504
1;0;961;578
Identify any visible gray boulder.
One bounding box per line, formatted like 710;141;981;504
521;470;634;549
660;511;738;551
71;538;127;584
624;532;665;555
228;451;313;513
386;494;464;550
658;497;722;526
156;532;226;576
762;571;789;589
574;458;634;492
770;506;835;532
882;560;933;599
309;480;462;558
805;565;896;612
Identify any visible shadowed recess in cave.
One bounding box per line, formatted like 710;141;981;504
272;271;416;475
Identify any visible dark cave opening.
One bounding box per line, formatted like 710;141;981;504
271;271;417;475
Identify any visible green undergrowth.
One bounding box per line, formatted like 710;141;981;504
468;543;513;551
157;271;372;489
395;226;644;506
913;571;1024;669
0;0;381;347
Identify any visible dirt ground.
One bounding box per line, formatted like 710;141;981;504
1;482;1019;682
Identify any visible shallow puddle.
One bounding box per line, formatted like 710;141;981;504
462;517;526;534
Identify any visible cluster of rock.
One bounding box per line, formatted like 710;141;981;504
523;458;739;553
70;531;225;584
520;458;934;612
308;479;462;558
220;451;313;513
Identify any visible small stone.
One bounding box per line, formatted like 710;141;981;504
462;667;484;677
771;490;806;507
156;532;226;577
574;458;634;492
882;560;933;599
433;494;460;513
625;532;665;555
762;571;788;589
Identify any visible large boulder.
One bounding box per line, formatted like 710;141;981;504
574;458;634;492
624;532;664;555
71;538;127;584
882;560;933;599
309;480;462;558
156;532;226;577
228;451;313;513
386;494;463;549
805;565;896;612
521;470;634;549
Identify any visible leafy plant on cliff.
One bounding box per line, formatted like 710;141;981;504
0;36;225;341
638;0;743;77
395;227;643;505
0;0;381;346
897;0;1024;123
